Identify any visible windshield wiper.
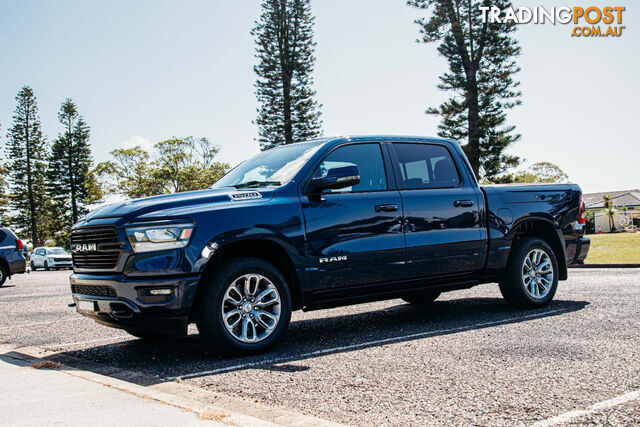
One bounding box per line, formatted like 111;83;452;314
232;180;281;189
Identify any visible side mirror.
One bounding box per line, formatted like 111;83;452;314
310;165;360;192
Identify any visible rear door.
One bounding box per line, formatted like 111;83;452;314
300;142;405;291
389;142;485;279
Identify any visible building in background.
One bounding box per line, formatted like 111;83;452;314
583;189;640;233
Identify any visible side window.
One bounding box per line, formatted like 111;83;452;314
313;143;387;193
393;143;460;189
36;249;45;256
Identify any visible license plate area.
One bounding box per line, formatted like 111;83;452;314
78;300;96;313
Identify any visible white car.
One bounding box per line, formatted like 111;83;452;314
31;247;73;271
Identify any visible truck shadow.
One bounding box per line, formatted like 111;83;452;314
39;297;588;385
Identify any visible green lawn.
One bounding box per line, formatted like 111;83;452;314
584;233;640;264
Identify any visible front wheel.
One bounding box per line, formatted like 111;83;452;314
499;237;558;309
196;258;291;354
44;261;50;271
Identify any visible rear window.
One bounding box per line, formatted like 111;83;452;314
393;143;461;189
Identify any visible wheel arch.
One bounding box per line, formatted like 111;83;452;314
196;237;304;312
507;217;568;280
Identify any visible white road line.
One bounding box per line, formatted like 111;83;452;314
531;389;640;427
0;318;83;331
168;308;568;380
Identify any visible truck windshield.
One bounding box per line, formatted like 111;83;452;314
212;142;323;189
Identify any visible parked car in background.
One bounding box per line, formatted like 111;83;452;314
0;227;27;286
31;247;73;271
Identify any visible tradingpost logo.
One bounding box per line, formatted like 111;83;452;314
479;6;626;38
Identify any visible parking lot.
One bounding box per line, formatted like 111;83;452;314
0;268;638;425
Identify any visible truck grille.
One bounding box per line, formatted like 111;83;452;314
71;284;117;297
71;228;121;269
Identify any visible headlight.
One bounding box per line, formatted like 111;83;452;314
125;223;194;253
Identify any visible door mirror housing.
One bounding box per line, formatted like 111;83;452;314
310;165;360;192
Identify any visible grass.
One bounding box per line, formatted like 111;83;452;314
584;232;640;264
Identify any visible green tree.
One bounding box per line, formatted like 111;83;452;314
491;161;569;184
94;146;161;199
0;122;8;225
408;0;522;180
252;0;323;150
47;99;93;241
4;86;49;245
153;137;229;193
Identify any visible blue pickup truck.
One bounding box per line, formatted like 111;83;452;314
70;136;589;353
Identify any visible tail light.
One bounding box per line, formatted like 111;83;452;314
578;194;586;224
16;239;24;250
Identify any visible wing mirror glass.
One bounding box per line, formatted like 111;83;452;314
310;165;360;192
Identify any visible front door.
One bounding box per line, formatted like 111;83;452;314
301;142;405;291
390;142;485;279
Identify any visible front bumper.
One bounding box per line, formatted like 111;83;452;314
50;260;73;268
566;236;590;265
70;273;200;333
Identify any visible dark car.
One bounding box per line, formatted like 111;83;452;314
69;136;590;353
0;227;27;286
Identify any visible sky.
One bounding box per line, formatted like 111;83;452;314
0;0;638;194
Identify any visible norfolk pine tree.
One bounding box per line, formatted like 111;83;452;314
408;0;522;181
5;86;49;245
252;0;322;150
48;99;93;242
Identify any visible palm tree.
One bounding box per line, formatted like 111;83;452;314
602;194;617;232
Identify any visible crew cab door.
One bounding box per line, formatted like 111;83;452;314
300;142;405;290
389;142;485;278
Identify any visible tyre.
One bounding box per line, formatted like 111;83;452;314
499;237;558;309
0;264;7;286
402;290;441;305
196;257;292;354
44;261;50;271
30;261;36;271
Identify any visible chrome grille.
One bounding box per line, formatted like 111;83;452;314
71;228;121;269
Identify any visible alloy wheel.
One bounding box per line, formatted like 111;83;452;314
521;248;554;299
221;273;281;343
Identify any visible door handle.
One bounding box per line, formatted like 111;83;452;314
375;204;398;212
453;200;474;207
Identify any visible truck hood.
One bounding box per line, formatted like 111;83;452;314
83;188;275;222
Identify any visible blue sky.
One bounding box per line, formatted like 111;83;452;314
0;0;638;193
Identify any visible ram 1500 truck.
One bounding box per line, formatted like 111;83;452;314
70;136;590;353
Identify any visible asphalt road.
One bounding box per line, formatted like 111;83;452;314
0;269;638;426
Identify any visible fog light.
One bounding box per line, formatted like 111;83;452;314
149;288;172;296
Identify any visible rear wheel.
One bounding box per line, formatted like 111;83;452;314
499;237;558;309
0;264;7;286
196;258;291;354
402;290;441;305
30;261;36;271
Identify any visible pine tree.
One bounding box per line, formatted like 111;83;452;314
408;0;522;180
0;122;9;225
5;86;49;245
48;99;93;239
252;0;323;150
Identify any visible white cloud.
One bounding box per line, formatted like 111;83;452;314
121;135;154;152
